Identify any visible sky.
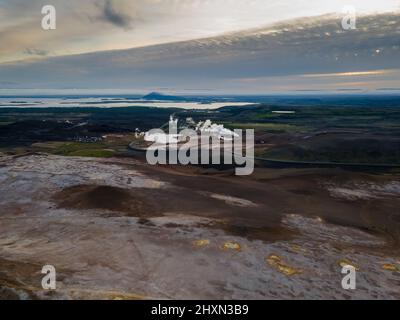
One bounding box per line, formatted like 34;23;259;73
0;0;399;94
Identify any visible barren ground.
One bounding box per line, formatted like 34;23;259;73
0;154;399;299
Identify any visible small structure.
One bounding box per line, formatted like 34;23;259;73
196;120;239;141
138;115;239;149
144;132;181;144
144;115;182;145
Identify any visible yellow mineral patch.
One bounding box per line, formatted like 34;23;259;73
338;259;360;271
382;264;398;272
62;288;149;300
290;244;308;255
266;255;303;276
221;241;241;251
148;180;164;189
193;239;210;247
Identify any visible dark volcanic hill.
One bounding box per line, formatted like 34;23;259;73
142;92;187;101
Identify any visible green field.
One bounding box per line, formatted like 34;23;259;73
0;101;399;164
224;122;307;132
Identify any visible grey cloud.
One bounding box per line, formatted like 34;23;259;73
101;0;133;29
24;48;49;56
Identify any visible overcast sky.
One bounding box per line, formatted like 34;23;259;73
0;0;399;62
0;0;399;93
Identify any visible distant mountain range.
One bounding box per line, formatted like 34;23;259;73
142;92;187;101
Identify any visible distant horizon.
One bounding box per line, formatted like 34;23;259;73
1;89;400;98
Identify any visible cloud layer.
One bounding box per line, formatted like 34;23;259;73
1;12;399;93
0;0;399;63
